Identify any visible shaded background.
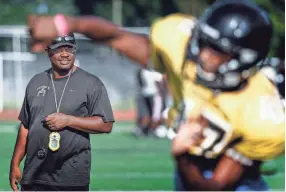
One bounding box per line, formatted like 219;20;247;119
0;0;284;110
0;0;284;54
0;0;284;191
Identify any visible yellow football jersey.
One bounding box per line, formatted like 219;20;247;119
150;14;285;161
150;13;198;124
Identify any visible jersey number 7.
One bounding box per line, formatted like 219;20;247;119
191;110;233;159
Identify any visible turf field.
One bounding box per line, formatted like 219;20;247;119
0;121;284;190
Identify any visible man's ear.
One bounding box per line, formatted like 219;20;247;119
45;48;50;56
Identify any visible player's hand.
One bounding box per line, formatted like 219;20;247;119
9;166;21;192
45;112;71;131
27;14;58;52
171;116;206;157
27;14;75;52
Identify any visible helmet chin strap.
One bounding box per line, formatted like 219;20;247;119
197;64;216;81
196;62;248;91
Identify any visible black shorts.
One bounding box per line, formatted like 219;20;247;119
21;183;89;191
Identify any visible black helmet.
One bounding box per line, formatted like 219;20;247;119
188;0;273;91
48;33;76;50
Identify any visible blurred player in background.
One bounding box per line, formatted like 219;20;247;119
27;0;285;190
133;67;168;138
133;67;151;137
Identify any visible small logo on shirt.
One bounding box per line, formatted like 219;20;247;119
37;85;50;97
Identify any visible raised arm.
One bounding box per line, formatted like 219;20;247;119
28;15;150;65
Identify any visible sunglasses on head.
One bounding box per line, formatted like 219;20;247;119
51;36;75;45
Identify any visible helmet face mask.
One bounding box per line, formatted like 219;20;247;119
187;0;273;91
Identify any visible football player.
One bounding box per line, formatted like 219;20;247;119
27;0;285;190
133;67;165;137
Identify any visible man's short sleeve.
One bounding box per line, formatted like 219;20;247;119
18;87;31;129
87;78;115;123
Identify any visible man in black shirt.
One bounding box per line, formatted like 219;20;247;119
9;33;114;191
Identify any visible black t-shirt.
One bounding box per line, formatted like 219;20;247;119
19;67;114;186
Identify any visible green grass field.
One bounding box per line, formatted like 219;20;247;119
0;121;284;190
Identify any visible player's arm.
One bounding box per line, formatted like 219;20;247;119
28;15;150;66
72;16;150;65
173;140;245;190
172;117;246;190
175;153;245;190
